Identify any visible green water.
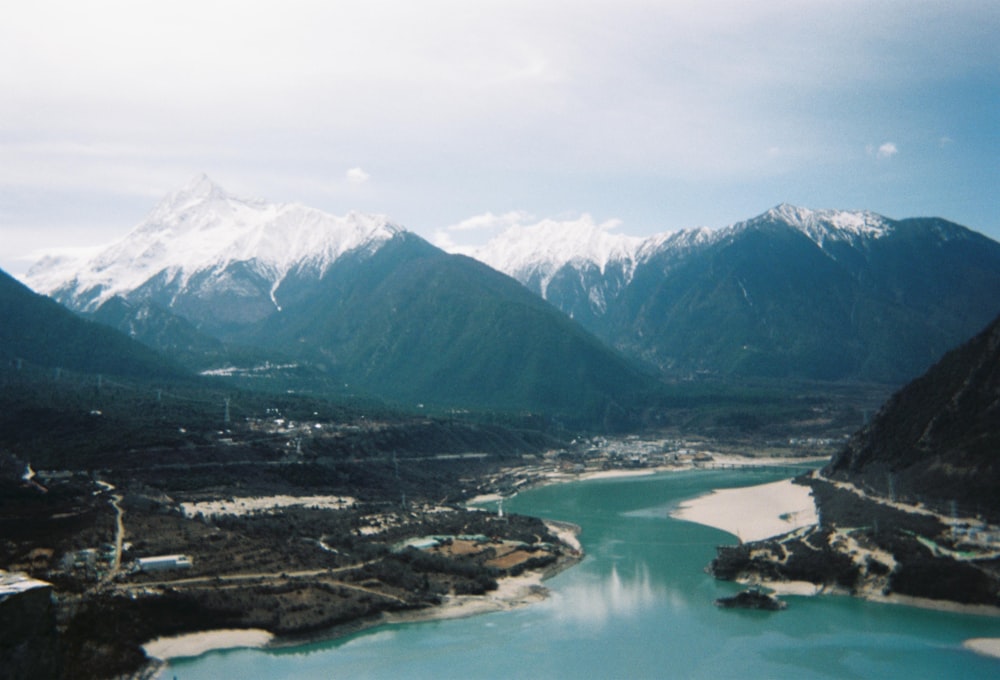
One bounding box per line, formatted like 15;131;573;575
166;469;1000;678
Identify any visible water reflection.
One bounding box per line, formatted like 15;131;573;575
547;563;670;627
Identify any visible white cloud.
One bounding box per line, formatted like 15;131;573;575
431;211;533;253
867;142;899;160
876;142;899;160
2;2;998;262
346;167;371;186
434;210;631;258
430;229;470;255
445;211;533;233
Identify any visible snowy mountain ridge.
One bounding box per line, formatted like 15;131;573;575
469;204;895;294
26;174;403;311
752;203;893;247
469;216;644;298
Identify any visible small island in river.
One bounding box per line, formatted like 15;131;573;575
715;587;787;611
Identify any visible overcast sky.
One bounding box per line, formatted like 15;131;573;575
2;0;998;277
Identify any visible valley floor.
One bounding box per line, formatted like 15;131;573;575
0;431;869;679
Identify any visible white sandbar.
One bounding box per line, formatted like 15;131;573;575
671;478;817;542
963;638;1000;659
143;628;273;661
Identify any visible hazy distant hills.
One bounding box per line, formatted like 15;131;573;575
0;267;184;380
473;204;1000;383
26;177;655;419
824;311;1000;517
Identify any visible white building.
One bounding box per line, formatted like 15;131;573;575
135;555;193;573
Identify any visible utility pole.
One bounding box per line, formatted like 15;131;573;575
951;500;959;541
224;398;231;425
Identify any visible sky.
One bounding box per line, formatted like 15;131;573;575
2;0;998;278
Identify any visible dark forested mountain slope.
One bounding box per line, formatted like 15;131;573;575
250;233;657;419
0;268;185;380
23;178;658;422
476;205;1000;384
824;312;1000;516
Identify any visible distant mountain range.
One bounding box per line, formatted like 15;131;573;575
23;176;1000;418
471;204;1000;382
25;176;655;420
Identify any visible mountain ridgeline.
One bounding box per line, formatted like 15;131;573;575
245;233;650;416
25;177;655;423
23;177;1000;422
0;268;184;380
475;205;1000;383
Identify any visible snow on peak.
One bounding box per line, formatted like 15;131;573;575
470;215;643;294
759;203;893;246
464;203;898;296
26;176;403;309
634;226;721;260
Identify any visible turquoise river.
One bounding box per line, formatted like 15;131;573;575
165;467;1000;679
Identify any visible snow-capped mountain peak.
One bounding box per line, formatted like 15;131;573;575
26;176;404;312
139;173;255;230
759;203;893;246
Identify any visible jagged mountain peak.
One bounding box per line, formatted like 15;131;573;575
174;172;229;203
27;177;405;312
752;203;893;246
140;173;255;228
471;203;899;285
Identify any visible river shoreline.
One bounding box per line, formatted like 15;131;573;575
669;472;1000;624
147;521;583;674
149;459;1000;675
148;456;808;671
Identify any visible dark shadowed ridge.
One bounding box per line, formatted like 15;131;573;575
535;211;1000;384
251;232;660;423
0;268;187;380
824;312;1000;517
